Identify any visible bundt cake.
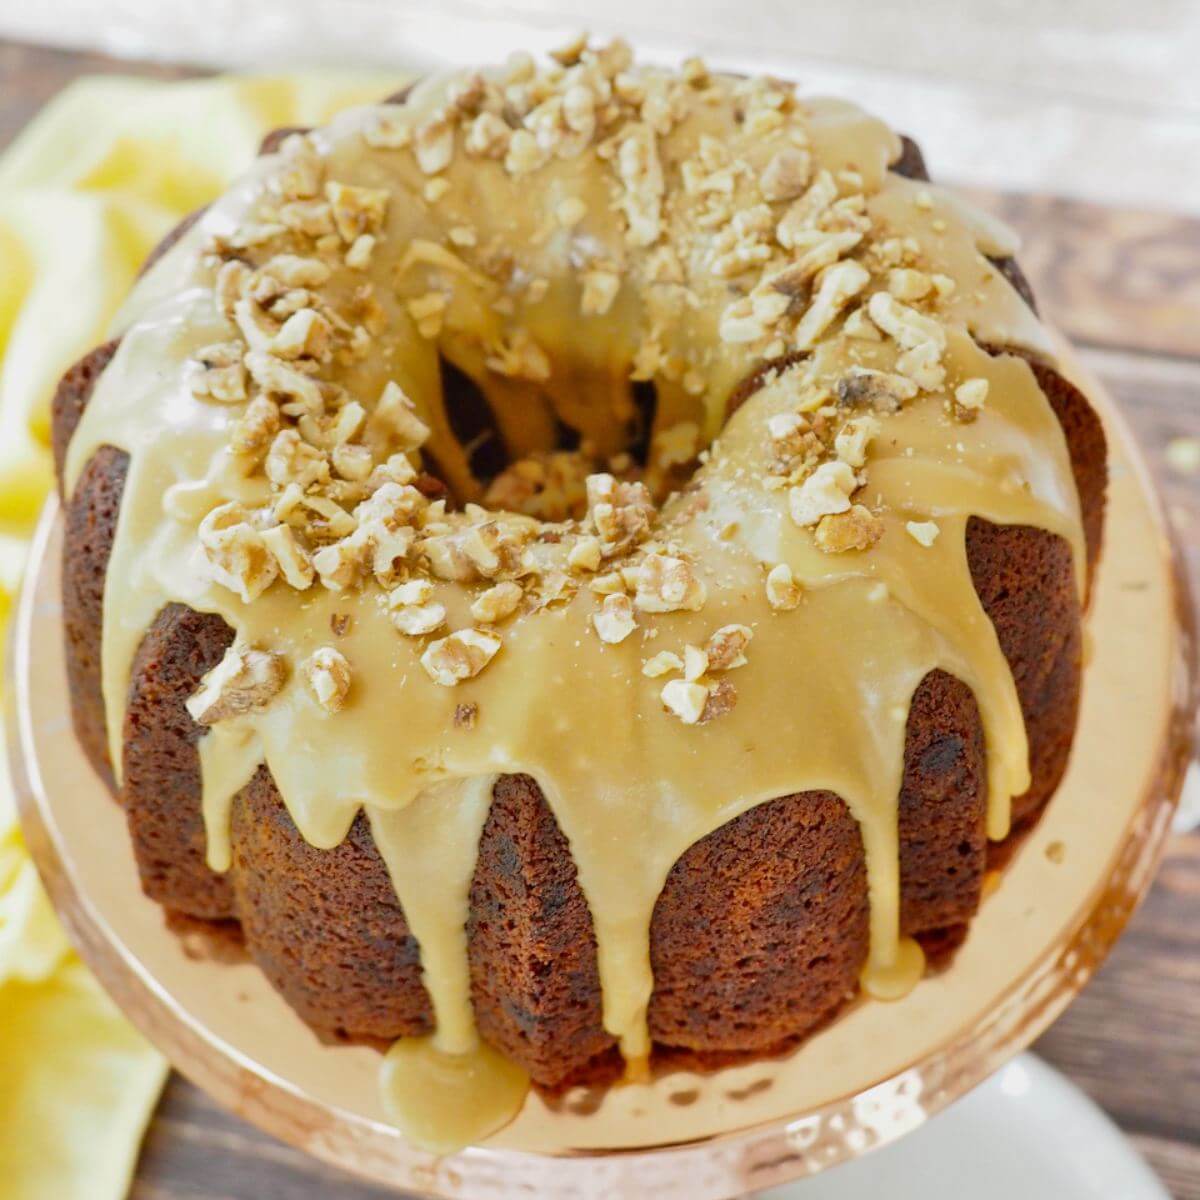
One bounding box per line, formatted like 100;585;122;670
53;39;1106;1150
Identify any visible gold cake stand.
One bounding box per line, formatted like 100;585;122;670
9;374;1197;1198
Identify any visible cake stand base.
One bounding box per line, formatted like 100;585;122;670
9;372;1196;1197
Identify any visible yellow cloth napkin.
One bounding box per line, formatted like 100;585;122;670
0;68;403;1200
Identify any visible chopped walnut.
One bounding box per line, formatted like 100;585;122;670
680;55;710;86
776;170;839;247
484;329;551;381
345;234;376;269
556;196;587;227
642;650;683;677
661;677;709;725
198;503;278;602
776;230;864;291
245;350;323;413
471;581;523;623
363;110;412;150
407;291;448;339
391;579;433;605
366;381;430;453
653;422;700;471
271;133;323;200
549;31;588;65
265;429;329;490
683;644;708;681
186;643;287;725
505;128;547;175
261;523;315;590
788;461;857;527
887;268;932;301
633;553;707;613
765;563;803;610
843;306;882;340
592;593;638;644
392;598;449;636
269;308;332;361
699;677;737;723
325;181;389;242
414;112;455;174
867;291;946;351
312;538;367;592
760;146;811;201
465;112;512;158
278;198;335;239
567;536;603;572
189;342;246;403
420;628;502;686
794;260;870;350
581;269;620;316
215;260;251;316
331;443;374;482
814;504;884;553
304;646;351;713
955;377;989;411
837;367;918;412
834;415;881;469
586;473;655;554
589;570;627;596
615;123;664;246
906;519;940;547
705;624;752;671
263;254;331;288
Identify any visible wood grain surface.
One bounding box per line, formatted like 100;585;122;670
2;36;1197;1200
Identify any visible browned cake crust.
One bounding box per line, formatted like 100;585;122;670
52;131;1108;1090
467;774;614;1082
51;339;120;489
231;766;434;1039
123;603;237;919
61;441;127;787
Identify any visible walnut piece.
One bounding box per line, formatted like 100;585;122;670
198;502;278;602
389;579;448;636
814;504;884;553
955;378;989;411
661;678;709;725
189;342;247;403
788;461;857;528
304;646;351;712
705;624;752;671
699;677;737;723
186;643;287;725
421;628;502;686
592;593;638;644
906;519;940;547
642;650;683;677
633;553;707;613
471;581;523;623
261;523;315;590
765;563;803;610
325;181;389;242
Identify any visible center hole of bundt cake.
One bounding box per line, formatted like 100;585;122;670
428;355;689;522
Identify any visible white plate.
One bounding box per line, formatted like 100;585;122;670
762;1055;1167;1200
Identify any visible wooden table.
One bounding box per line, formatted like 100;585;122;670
3;37;1198;1200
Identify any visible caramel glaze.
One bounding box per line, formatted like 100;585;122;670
56;53;1103;1148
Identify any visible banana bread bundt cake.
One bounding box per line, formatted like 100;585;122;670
53;38;1106;1150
